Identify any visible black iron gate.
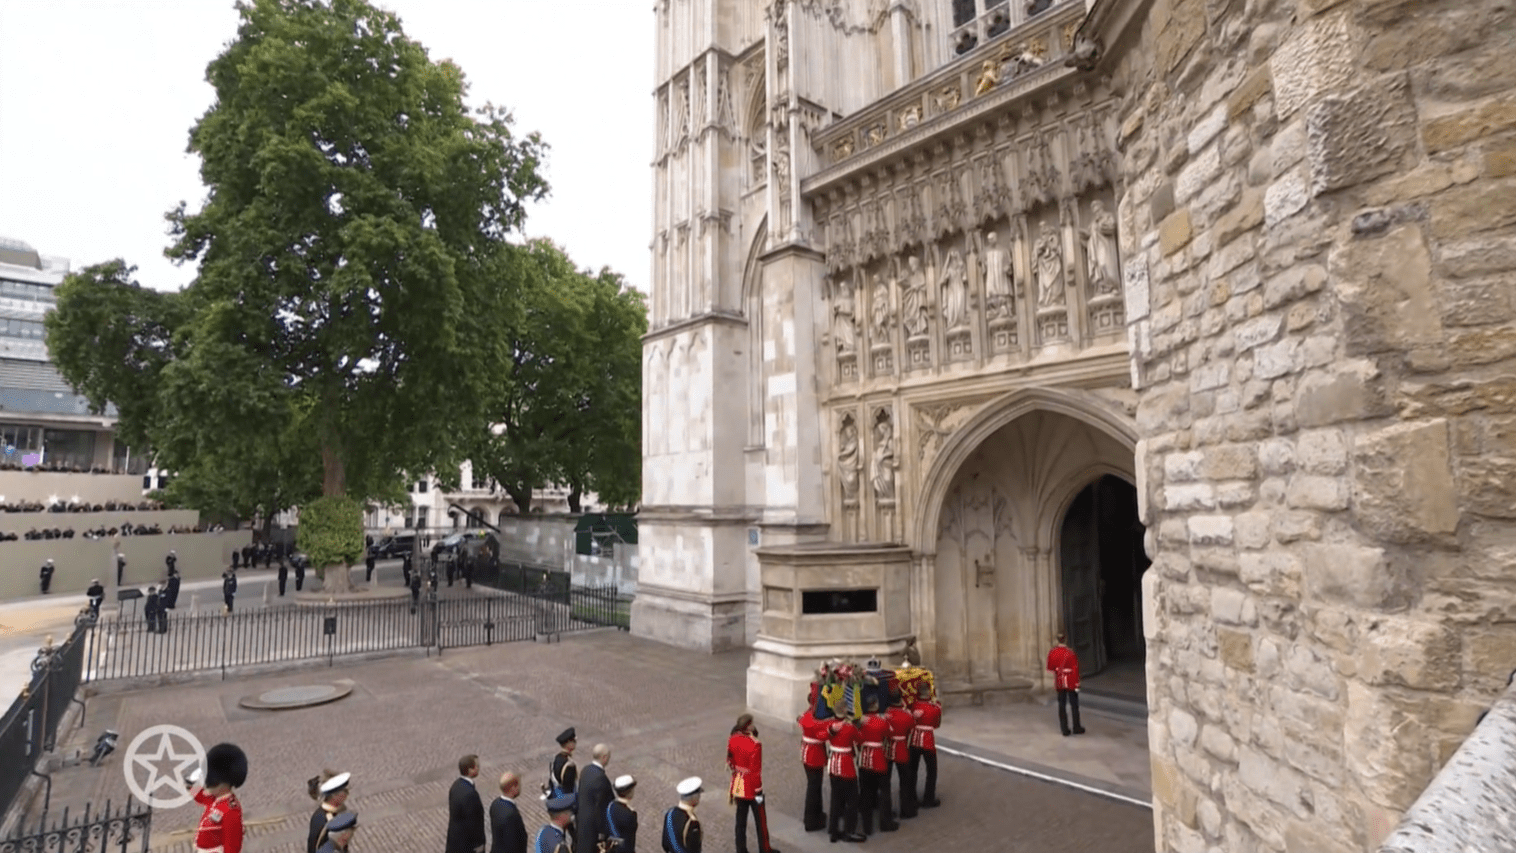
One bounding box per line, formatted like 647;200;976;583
0;800;151;853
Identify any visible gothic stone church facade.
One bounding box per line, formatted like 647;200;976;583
635;0;1515;849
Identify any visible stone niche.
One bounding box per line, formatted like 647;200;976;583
746;543;914;720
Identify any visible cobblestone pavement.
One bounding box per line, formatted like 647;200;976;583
26;629;1154;853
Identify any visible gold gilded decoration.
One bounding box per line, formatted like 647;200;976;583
1063;22;1078;51
1027;35;1048;61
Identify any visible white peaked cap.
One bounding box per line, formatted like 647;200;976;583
614;775;635;789
320;772;352;794
676;777;702;796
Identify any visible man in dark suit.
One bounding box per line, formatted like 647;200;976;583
488;771;528;853
575;744;613;853
447;755;486;853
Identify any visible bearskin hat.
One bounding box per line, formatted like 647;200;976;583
204;743;248;788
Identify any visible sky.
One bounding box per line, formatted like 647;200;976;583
0;0;655;292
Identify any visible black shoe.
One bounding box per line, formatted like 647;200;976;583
1074;727;1087;734
1062;729;1072;736
830;835;839;844
844;833;867;843
882;823;900;832
921;799;941;808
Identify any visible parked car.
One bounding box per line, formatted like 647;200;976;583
372;535;416;559
431;530;497;566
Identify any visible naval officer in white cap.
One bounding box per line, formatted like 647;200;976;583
604;775;638;853
308;771;351;853
660;777;702;853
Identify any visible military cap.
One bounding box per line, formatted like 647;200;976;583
676;777;702;797
555;727;576;746
327;811;357;833
546;793;577;814
613;774;636;793
320;772;351;795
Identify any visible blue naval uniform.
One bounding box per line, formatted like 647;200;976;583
535;824;571;853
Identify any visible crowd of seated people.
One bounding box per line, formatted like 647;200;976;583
0;499;166;513
0;461;137;474
0;521;228;541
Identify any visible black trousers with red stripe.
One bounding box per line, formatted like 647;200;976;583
734;794;775;853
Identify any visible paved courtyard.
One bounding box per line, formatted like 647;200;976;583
25;628;1155;852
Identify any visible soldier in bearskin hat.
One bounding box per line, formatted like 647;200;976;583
190;742;248;853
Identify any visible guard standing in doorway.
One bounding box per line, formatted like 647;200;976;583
1047;632;1085;735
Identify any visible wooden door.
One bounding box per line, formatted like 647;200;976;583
1059;484;1107;676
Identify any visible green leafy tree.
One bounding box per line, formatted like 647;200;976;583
468;240;645;515
155;0;547;589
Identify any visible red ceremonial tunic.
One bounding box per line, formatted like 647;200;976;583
1047;645;1081;690
797;710;828;769
908;701;941;751
192;790;243;853
727;731;764;799
857;714;891;774
885;706;915;764
825;719;859;779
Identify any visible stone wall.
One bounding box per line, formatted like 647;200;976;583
0;472;146;505
1108;0;1515;849
0;530;252;599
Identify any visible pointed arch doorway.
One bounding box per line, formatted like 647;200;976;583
1058;474;1149;701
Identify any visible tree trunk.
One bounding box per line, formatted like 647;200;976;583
567;484;582;514
507;482;532;515
319;445;357;594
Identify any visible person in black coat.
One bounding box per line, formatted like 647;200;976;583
575;744;613;853
447;755;487;853
278;560;289;596
294;555;306;592
116;553;126;585
231;548;240;570
163;568;181;609
409;571;422;613
488;772;529;853
604;775;639;853
364;549;376;583
144;586;162;633
86;579;104;617
165;550;177;575
222;570;238;613
39;559;54;594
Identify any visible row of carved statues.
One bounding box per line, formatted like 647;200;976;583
828;199;1120;355
837;412;897;505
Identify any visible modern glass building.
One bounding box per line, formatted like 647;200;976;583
0;236;143;474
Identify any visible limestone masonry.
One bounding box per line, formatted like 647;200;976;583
638;0;1515;850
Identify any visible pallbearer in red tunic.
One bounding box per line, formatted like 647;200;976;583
726;714;780;853
885;689;918;819
856;697;898;835
1047;632;1086;735
796;705;828;832
908;689;942;809
824;715;865;843
192;743;248;853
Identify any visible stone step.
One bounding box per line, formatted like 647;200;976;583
1079;689;1148;721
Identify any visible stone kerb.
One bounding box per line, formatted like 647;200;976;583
1107;0;1516;849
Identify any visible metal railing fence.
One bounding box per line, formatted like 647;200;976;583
0;623;88;828
0;799;151;853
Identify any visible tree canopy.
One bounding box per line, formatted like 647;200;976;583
46;0;647;555
467;240;646;515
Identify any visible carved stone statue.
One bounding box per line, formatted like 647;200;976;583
1035;222;1066;309
901;254;930;339
978;229;1016;319
750;134;767;184
838;419;861;503
832;275;858;354
871;416;898;501
974;59;1002;97
871;273;893;341
1084;200;1120;296
937;247;970;330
